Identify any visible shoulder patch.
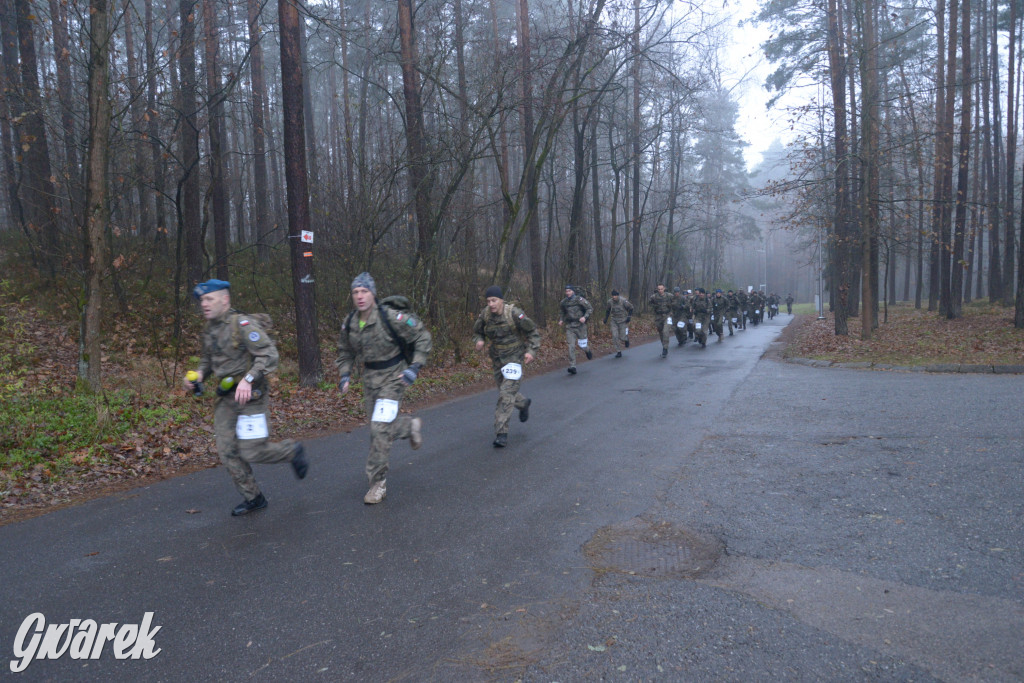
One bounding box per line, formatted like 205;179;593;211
396;313;404;321
239;319;250;326
518;313;524;319
407;317;416;326
248;331;260;342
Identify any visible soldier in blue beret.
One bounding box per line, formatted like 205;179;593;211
184;280;308;516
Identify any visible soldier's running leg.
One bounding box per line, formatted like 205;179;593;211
494;373;525;437
565;327;578;371
215;399;260;501
364;382;412;485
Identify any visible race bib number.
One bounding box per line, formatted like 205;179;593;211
676;320;686;328
732;318;738;324
500;362;523;380
236;414;269;440
711;315;715;321
371;398;399;423
756;309;761;314
577;338;589;349
695;322;702;330
624;327;629;336
667;317;673;326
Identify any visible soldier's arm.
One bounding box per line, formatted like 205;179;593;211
197;329;212;380
335;322;355;379
583;298;593;320
625;300;634;315
472;313;487;345
239;321;278;381
515;309;541;356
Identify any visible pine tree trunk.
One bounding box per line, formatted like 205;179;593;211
279;0;322;384
80;0;112;391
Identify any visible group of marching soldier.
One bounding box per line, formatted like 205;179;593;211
185;275;788;514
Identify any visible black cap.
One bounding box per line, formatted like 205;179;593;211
485;285;503;299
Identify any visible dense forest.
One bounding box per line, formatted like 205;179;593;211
0;0;1022;389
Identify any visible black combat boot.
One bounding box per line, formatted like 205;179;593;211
661;348;668;358
585;349;593;360
615;351;622;358
493;433;508;447
519;398;531;423
567;367;577;374
232;493;267;516
624;339;630;348
291;443;309;479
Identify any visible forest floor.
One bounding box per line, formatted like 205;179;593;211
3;295;1021;525
783;300;1024;366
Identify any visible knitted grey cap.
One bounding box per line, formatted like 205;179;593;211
351;272;376;296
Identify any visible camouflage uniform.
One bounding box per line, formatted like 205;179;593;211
711;292;730;339
604;296;634;351
473;303;541;436
648;290;674;352
749;291;763;325
725;292;741;335
691;293;711;347
559;294;593;368
198;310;299;502
336;301;432;484
736;290;749;329
671;292;689;345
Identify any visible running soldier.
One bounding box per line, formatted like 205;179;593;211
648;284;674;358
603;290;634;357
558;285;593;374
185;279;308;516
336;273;431;504
711;289;730;341
691;288;711;348
671;287;688;346
473;286;541;448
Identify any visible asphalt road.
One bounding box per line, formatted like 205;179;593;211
1;315;1021;682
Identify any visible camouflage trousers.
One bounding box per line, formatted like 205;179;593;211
673;318;687;344
363;378;413;484
654;316;671;349
565;324;588;367
610;320;629;351
492;369;528;435
214;395;297;501
693;315;710;344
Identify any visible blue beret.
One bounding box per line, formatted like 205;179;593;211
193;279;230;299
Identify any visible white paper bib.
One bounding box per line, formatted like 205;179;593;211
501;362;523;380
371;398;400;423
236;414;269;440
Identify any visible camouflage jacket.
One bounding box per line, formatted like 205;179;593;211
559;295;593;327
473;303;541;366
198;309;277;386
648;291;674;317
671;295;689;319
691;296;711;320
605;297;634;323
335;303;432;387
711;294;730;315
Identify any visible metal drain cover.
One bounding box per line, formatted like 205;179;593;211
584;517;723;579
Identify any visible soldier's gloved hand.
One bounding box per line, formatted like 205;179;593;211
603;315;609;325
625;316;631;323
401;363;421;386
338;375;350;394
